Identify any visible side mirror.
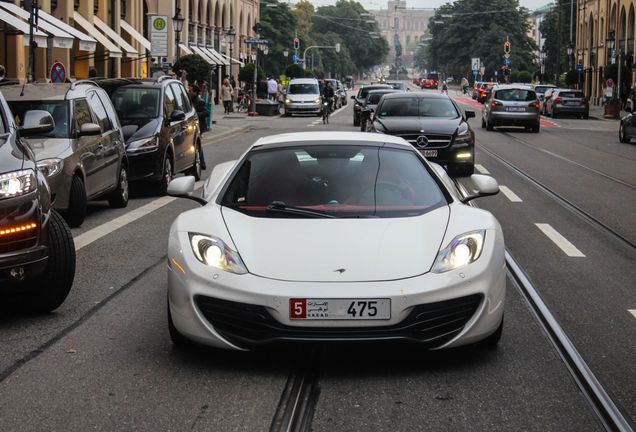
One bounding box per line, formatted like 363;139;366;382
625;105;633;113
79;122;102;136
204;160;236;201
167;176;206;205
461;174;500;203
465;110;476;119
350;95;356;100
19;110;55;137
168;109;186;123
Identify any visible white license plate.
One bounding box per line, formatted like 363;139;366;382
564;101;579;105
507;107;525;112
290;298;391;320
422;149;438;157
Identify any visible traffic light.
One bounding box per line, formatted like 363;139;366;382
293;37;300;50
503;41;511;54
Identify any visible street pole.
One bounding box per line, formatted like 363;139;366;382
302;45;341;70
617;50;622;104
27;0;39;83
556;1;561;86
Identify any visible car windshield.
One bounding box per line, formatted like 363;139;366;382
495;89;537;101
389;83;404;90
288;84;319;95
221;145;447;218
559;91;584;98
378;97;459;118
111;88;160;126
8;100;69;138
366;92;391;104
358;87;387;99
427;74;439;80
534;86;554;95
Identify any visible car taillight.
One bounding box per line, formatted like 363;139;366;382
491;101;502;107
530;102;540;109
553;97;562;104
482;92;487;97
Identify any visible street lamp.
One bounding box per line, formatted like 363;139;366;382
173;6;185;61
283;48;289;57
227;26;236;81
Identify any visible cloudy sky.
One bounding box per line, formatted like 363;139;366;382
293;0;549;11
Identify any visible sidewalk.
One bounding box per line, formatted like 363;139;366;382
202;103;277;145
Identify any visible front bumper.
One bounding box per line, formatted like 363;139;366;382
46;170;72;211
414;143;474;167
167;229;505;350
126;149;163;182
284;103;321;115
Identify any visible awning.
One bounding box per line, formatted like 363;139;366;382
37;9;96;51
0;7;48;47
73;12;121;57
202;47;230;66
92;16;138;58
220;53;244;67
120;19;151;52
0;3;73;49
179;44;193;55
190;45;219;65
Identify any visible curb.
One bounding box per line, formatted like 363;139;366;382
202;124;252;146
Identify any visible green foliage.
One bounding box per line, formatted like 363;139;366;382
239;63;265;84
510;70;519;82
517;70;532;83
539;1;577;83
173;54;212;85
564;69;578;86
602;63;628;82
285;63;313;78
260;0;300;77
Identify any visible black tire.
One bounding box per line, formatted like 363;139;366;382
186;144;202;181
360;119;366;131
532;123;540;133
552;110;557;119
108;164;129;208
22;210;75;314
583;113;589;119
448;163;475;177
481;117;486;128
168;302;193;347
478;315;503;348
486;119;494;131
65;175;87;228
156;154;173;196
353;114;360;126
619;123;630;143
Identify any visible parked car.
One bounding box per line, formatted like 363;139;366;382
4;81;128;227
533;84;556;103
481;85;541;132
368;92;476;176
543;89;589;119
283;78;322;117
351;84;392;126
541;88;559;115
619;105;636;143
412;77;421;86
165;132;504;350
105;78;202;194
476;82;496;103
324;79;347;108
0;90;75;313
359;89;402;131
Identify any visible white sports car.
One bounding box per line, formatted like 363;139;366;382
166;132;506;350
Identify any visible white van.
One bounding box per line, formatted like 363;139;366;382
283;78;321;116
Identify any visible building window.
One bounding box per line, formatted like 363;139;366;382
51;0;58;10
74;0;79;10
121;0;126;18
94;0;99;15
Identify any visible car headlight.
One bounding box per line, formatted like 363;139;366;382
454;127;472;144
285;98;292;104
0;169;36;200
432;230;485;273
189;233;247;275
36;158;63;178
127;136;159;154
314;98;322;104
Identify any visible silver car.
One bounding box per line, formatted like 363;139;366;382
481;85;541;133
4;81;128;227
283;78;322;116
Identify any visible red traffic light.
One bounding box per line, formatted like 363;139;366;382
503;41;511;54
293;37;300;49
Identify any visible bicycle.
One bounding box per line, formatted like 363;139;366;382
237;93;250;113
322;97;333;124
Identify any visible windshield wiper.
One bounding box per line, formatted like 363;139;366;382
266;201;336;218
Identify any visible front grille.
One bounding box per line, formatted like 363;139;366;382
0;228;38;254
399;134;453;149
196;294;482;348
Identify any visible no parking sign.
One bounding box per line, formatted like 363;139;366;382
50;62;66;84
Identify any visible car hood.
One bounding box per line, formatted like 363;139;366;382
286;94;320;103
124;117;161;143
375;117;461;135
0;133;32;173
22;137;71;160
221;206;450;282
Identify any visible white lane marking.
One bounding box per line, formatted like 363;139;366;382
74;181;205;251
628;310;636;319
499;185;523;202
535;223;586;257
475;164;490;174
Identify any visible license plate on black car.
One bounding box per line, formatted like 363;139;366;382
422;149;438;157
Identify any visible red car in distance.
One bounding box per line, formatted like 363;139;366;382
420;73;439;89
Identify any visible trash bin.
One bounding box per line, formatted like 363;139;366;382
255;99;280;116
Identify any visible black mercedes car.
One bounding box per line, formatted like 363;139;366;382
351;84;392;126
369;92;476;177
0;91;75;313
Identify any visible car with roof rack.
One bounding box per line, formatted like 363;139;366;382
2;81;129;227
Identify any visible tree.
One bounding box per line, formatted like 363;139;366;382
260;0;299;76
517;70;532;83
286;63;312;78
173;54;212;85
540;1;577;84
239;63;265;84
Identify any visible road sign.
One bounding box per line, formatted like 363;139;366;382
50;62;66;83
292;54;300;62
149;16;168;57
471;57;480;71
245;38;269;45
503;58;511;66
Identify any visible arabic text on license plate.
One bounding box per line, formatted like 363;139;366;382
423;149;438;157
289;298;391;320
507;107;525;112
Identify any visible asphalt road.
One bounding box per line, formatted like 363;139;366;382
0;93;621;431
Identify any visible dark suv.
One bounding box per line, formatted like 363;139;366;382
104;78;202;194
0;91;75;313
3;81;129;227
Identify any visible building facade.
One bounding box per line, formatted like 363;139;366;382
0;0;258;82
527;3;554;55
372;0;433;65
576;0;636;102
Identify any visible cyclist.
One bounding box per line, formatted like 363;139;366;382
321;81;335;124
441;80;448;94
461;76;469;95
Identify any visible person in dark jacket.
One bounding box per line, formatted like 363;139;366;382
188;85;208;170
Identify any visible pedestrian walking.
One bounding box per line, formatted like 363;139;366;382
221;78;234;114
189;84;208;170
276;79;284;113
267;76;278;101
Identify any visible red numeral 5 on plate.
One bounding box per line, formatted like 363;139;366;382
290;299;306;319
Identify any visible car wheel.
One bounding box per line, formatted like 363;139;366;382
156;154;173;196
186;144;202;181
486;119;494;131
108;164;129;208
477;315;503;348
619;123;630;143
21;210;75;314
65;175;87;228
168;302;193;347
448;163;475;177
353;114;360;126
481;117;486;128
552;110;557;119
532;123;540;133
360;119;366;132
